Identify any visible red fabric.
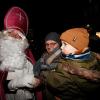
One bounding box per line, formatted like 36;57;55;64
25;48;43;100
25;48;36;64
35;89;43;100
4;6;29;35
0;70;8;100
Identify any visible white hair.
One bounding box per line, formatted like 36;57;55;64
0;30;29;71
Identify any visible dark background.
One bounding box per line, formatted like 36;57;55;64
0;0;100;60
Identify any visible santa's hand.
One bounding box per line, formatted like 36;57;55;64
8;74;39;90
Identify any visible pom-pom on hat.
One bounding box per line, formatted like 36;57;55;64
4;6;29;36
60;28;89;51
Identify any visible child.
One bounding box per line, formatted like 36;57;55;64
41;28;100;100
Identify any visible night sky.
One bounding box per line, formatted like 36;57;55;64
0;0;100;59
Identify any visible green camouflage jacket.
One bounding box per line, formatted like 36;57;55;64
41;52;100;100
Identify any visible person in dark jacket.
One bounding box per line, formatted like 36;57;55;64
34;32;61;77
33;32;61;100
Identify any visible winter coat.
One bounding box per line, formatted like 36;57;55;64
34;48;61;77
41;52;100;100
34;48;61;100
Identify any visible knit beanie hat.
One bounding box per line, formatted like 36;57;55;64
60;28;89;51
45;32;61;45
4;6;29;36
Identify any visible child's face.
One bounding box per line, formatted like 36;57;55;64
61;41;78;55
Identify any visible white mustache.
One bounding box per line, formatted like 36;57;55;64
0;34;28;71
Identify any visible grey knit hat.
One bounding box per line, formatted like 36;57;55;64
45;32;61;45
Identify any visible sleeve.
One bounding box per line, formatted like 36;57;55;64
41;68;72;91
33;58;42;77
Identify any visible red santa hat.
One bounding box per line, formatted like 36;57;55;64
4;6;29;36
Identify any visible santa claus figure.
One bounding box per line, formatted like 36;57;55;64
0;6;39;100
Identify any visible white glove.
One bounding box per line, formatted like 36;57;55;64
8;74;38;90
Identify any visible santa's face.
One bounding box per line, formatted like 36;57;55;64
0;29;29;71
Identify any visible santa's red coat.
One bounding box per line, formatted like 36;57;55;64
0;70;8;100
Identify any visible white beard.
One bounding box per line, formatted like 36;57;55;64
0;31;29;71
